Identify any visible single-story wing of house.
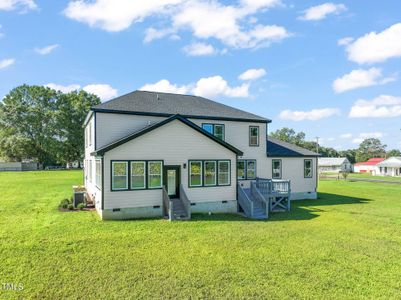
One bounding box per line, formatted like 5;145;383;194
354;158;385;174
376;157;401;177
83;90;320;220
318;157;353;173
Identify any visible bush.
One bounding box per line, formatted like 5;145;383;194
77;203;85;210
67;204;74;210
59;198;70;209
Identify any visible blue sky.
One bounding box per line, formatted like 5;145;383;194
1;0;401;150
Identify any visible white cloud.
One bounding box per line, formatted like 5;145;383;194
140;79;190;95
192;75;249;98
349;95;401;118
352;132;383;144
238;68;266;81
332;68;396;93
340;133;352;139
0;58;15;69
337;37;353;46
279;108;340;121
298;2;346;21
182;42;218;56
64;0;289;50
34;44;59;55
140;74;250;98
344;23;401;64
0;0;37;11
45;83;80;93
83;84;118;101
45;83;117;101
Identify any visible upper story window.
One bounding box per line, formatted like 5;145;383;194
249;126;259;146
202;123;225;141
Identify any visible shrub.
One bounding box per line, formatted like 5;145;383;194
67;204;74;210
77;203;85;210
59;198;70;209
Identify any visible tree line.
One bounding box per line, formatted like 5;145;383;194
0;85;100;166
269;127;400;163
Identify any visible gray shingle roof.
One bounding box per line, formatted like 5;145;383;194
267;137;320;157
92;90;269;123
377;157;401;167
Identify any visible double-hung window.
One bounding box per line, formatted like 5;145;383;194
304;159;313;178
218;161;230;185
237;160;256;180
148;161;162;188
95;160;102;188
249;126;259;146
112;161;128;190
204;161;217;186
272;159;282;179
202;123;225;140
189;161;203;187
131;161;145;189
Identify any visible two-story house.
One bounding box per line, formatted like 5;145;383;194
84;91;319;220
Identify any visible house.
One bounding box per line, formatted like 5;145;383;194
376;157;401;177
318;157;353;173
84;91;319;220
354;158;385;174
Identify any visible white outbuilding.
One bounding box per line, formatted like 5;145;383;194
376;157;401;177
318;157;353;173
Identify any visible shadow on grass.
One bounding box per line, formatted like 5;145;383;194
301;193;372;207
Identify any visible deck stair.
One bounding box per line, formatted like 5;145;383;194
162;184;191;221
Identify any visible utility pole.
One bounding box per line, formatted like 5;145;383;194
316;137;320;154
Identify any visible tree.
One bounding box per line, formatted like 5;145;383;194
55;90;100;164
0;85;59;164
0;85;101;165
269;127;306;146
356;138;386;162
339;149;357;164
387;149;401;158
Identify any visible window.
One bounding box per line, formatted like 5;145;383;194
237;161;245;180
131;161;145;189
112;161;128;190
148;161;162;188
88;160;93;182
189;161;202;187
95;160;102;189
218;161;230;185
304;159;313;178
272;159;282;179
246;160;256;179
88;121;92;146
202;123;225;140
237;160;256;180
85;127;88;148
249;126;259;146
204;161;217;186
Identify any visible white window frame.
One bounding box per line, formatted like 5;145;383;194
148;161;163;189
304;159;313;178
189;161;203;187
95;159;102;189
204;161;217;186
112;161;128;190
131;161;146;190
218;160;230;186
272;159;282;179
249;126;259;146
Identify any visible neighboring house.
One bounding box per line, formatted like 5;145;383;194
376;157;401;177
318;157;353;173
84;91;319;220
0;161;40;172
354;158;385;174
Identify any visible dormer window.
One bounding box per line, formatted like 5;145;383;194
202;123;225;141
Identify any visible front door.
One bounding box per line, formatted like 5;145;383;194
164;166;180;198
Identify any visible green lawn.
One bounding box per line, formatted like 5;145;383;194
1;171;401;299
322;171;401;182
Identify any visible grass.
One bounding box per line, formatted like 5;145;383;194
323;171;401;182
1;171;401;299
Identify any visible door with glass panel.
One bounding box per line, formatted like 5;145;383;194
163;166;180;198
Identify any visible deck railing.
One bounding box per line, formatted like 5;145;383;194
251;181;269;218
180;184;191;220
162;186;173;220
256;178;291;195
238;185;254;218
